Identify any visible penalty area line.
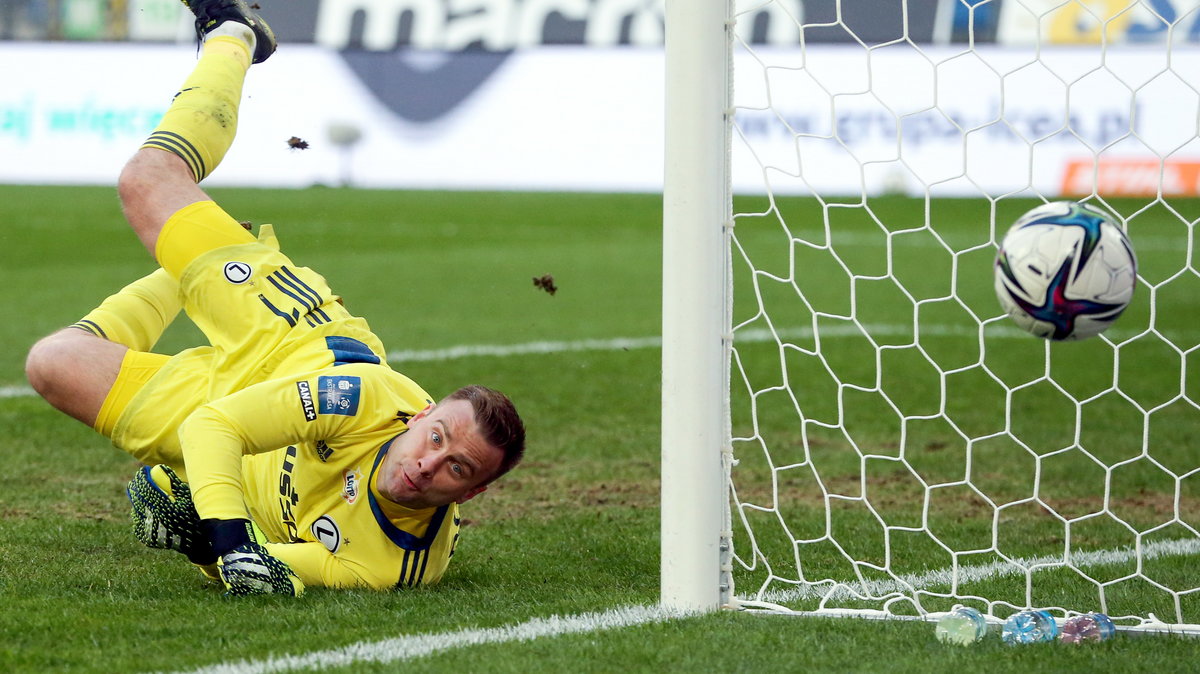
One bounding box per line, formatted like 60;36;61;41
0;324;977;398
171;604;692;674
0;322;1099;399
383;322;1031;362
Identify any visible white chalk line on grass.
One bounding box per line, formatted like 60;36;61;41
750;537;1200;605
3;323;1011;400
173;605;694;674
384;324;961;363
170;538;1200;674
0;384;32;399
2;320;1180;400
380;322;1027;362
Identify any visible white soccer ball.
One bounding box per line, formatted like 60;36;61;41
994;201;1137;341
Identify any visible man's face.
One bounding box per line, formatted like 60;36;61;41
377;398;503;510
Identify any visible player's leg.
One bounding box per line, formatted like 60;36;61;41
26;269;181;431
70;268;182;352
119;0;274;260
115;3;370;395
25;331;129;430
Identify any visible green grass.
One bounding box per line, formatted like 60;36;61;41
1;186;1197;672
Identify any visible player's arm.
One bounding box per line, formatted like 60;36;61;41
176;367;384;594
262;542;394;590
177;371;366;523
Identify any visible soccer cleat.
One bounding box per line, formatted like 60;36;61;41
128;465;216;565
180;0;277;64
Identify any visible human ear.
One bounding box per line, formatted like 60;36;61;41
410;402;435;423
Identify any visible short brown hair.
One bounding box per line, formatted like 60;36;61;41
443;384;525;483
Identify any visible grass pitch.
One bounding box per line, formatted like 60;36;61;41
1;185;1197;672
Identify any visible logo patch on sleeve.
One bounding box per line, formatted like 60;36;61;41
223;261;253;284
318;375;361;416
296;381;316;421
311;515;342;553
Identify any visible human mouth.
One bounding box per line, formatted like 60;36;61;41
402;470;419;491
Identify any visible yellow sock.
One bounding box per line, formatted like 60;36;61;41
141;35;252;182
71;268;182;351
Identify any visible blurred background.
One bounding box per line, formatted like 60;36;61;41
0;0;1196;195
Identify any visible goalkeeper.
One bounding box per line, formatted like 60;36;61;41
23;0;525;596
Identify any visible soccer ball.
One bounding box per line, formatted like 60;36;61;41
994;201;1137;341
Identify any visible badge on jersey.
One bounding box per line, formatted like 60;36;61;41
311;515;342;553
296;381;317;421
342;468;363;505
223;261;253;284
318;375;361;416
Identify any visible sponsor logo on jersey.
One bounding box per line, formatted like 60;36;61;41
318;375;361;416
280;445;301;541
296;381;317;421
311;515;342;553
342;468;363;505
223;261;253;284
315;439;334;462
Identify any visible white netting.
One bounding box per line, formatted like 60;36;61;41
726;0;1200;631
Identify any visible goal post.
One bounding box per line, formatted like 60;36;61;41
660;0;733;612
663;0;1200;634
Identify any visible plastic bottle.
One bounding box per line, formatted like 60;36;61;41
1001;609;1059;644
1059;613;1116;644
935;606;988;645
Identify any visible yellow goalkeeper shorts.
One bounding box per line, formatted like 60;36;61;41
158;203;385;401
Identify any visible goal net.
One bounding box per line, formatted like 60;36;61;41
663;0;1200;634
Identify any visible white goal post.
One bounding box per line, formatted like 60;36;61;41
661;0;733;612
662;0;1200;634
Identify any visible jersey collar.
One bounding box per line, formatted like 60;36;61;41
368;436;449;551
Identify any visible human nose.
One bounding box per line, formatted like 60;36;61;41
416;451;440;477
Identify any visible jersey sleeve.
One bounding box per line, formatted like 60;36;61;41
179;364;391;522
263;541;394;590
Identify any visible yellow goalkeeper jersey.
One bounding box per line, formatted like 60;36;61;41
244;432;462;590
110;217;465;590
181;359;462;590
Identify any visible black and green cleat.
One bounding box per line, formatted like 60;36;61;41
180;0;277;64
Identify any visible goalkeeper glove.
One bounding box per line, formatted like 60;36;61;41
127;465;215;565
203;518;304;597
217;542;305;597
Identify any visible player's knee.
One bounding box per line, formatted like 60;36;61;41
25;333;67;398
117;153;154;213
118;149;206;253
24;330;91;400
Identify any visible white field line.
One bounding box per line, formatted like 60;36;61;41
169;538;1199;673
3;317;1179;398
385;334;665;362
172;605;694;674
384;322;1024;362
2;323;1020;399
779;230;1185;252
747;537;1200;606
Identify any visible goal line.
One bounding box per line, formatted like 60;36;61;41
171;538;1196;673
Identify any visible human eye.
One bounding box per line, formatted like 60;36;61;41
431;430;442;445
451;462;464;476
